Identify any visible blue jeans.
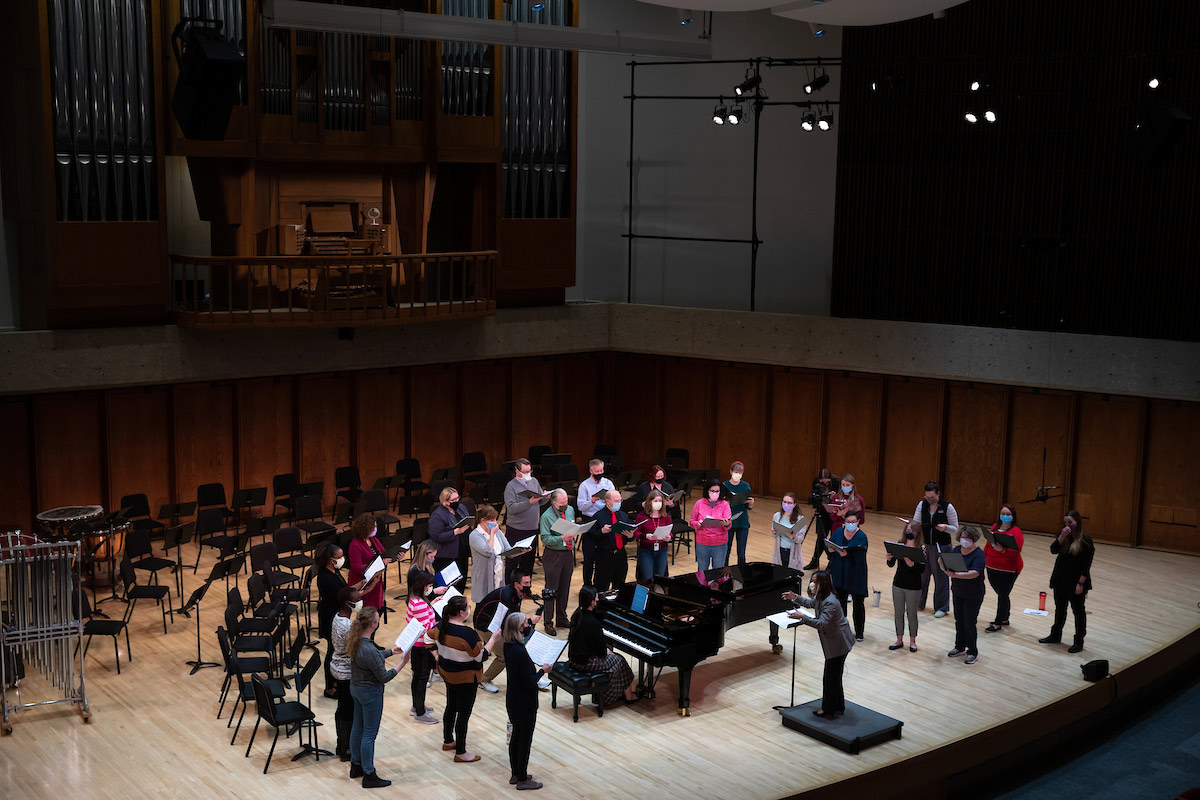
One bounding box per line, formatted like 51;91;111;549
696;543;726;571
725;526;749;566
637;547;669;580
349;683;384;773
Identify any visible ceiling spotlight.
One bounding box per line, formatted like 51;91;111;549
713;103;727;125
818;111;833;131
805;71;830;95
1148;77;1160;89
531;3;546;10
734;75;761;97
965;112;978;123
678;9;695;25
984;109;997;123
970;80;981;91
727;105;744;125
801;112;816;132
870;81;877;91
808;22;825;38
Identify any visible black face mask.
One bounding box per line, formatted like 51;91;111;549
905;531;915;540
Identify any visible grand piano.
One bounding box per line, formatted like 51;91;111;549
597;562;803;716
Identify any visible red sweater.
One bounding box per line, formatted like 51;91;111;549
348;536;386;610
984;524;1024;572
633;512;673;549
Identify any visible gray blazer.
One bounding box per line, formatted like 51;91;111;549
469;525;512;598
795;593;855;659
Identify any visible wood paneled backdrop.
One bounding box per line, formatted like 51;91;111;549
1;352;1196;553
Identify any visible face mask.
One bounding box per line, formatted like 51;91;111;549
651;501;663;511
521;471;532;481
654;477;664;484
708;491;721;501
904;531;915;540
423;585;433;597
334;556;346;570
488;521;498;531
352;600;364;614
730;472;743;482
961;538;974;549
807;581;816;596
593;474;604;482
369;529;377;538
999;514;1013;524
842;485;853;495
781;502;795;513
844;522;859;533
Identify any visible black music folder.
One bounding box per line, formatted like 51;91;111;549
938;550;968;572
884;540;925;565
982;528;1018;550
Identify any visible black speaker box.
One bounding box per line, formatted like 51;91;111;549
171;25;244;141
1081;659;1109;682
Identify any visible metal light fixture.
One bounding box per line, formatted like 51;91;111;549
1148;77;1160;89
713;102;727;125
808;22;825;38
805;71;830;95
965;112;978;123
727;105;744;125
678;9;695;25
801;112;816;132
984;109;997;123
818;109;833;130
734;75;761;97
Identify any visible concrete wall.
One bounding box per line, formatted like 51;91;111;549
2;302;1197;402
574;2;840;315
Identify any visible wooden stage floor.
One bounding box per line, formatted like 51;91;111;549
2;505;1198;799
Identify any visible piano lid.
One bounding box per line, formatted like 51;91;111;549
669;562;803;596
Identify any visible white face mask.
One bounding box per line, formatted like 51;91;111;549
961;538;974;549
730;472;743;482
352;600;364;614
521;471;532;481
334;556;346;570
651;501;663;511
807;581;816;596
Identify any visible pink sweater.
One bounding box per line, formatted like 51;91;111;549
691;498;732;547
406;596;436;648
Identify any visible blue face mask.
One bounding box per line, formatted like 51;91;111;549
844;522;858;533
841;485;852;495
999;514;1013;524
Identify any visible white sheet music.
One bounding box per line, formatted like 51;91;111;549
431;586;462;617
767;609;813;630
488;603;510;634
524;630;567;666
513;535;535;549
395;617;426;653
438;562;462;586
363;555;386;582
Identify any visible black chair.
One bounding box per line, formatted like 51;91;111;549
119;557;172;634
274;526;314;573
194;508;233;572
556;462;580;487
614;470;637;490
251;542;300;590
125;527;175;584
273;473;299;515
429;479;456;500
245;670;318;773
229;585;276;633
231;487;267;530
120;493;164;537
665;447;691;486
76;591;133;675
198;482;234;520
359;489;400;531
461;451;489;488
293;495;335;541
220;632;286;745
394;458;431;497
593;445;624;474
431;466;461;488
334;466;363;505
411;517;430;548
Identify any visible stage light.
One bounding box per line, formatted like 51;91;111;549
531;3;546;10
805;71;830;95
984;109;997;123
713;102;727;124
1148;77;1160;89
970;80;981;91
734;75;761;97
678;9;695;25
818;111;833;131
801;112;816;131
965;112;978;123
809;22;825;38
727;105;744;125
870;81;877;91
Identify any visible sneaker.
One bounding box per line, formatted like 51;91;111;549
430;673;444;683
933;610;947;618
410;707;437;716
537;676;551;690
965;654;978;665
947;648;964;657
516;780;543;790
413;712;439;725
480;681;500;693
855;634;864;642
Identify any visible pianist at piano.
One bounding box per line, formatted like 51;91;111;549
567;587;641;706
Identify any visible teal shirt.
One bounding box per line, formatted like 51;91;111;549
723;480;752;530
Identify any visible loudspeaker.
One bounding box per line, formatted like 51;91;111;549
1131;98;1191;164
1081;659;1109;682
170;20;244;141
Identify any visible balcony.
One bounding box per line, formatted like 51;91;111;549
171;252;497;328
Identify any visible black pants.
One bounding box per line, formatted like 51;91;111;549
822;654;847;714
432;556;457;578
410;646;434;715
986;568;1019;623
953;593;982;656
508;713;537;781
323;636;336;691
807;516;829;567
835;589;865;638
1051;586;1088;641
581;541;596;588
595;549;627;591
443;680;477;754
334;673;353;723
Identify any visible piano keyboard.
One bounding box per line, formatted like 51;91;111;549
603;627;665;658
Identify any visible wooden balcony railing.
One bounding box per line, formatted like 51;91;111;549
170;252;497;328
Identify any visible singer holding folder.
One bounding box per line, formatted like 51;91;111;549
984;504;1024;632
503;612;553;791
940;527;986;665
633;490;674;580
469;505;511;598
691;479;733;571
430;487;473;575
347;514;390;615
589;490;634;591
538;489;575;635
887;521;925;652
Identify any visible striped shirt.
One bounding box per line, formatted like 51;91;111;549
428;622;487;684
406;596;436;648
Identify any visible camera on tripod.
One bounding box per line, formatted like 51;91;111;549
531;587;556;614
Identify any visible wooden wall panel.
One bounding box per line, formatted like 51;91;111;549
765;370;823;498
714;364;768;491
461;361;509;476
238;378;296;500
660;359;714;477
298;374;352;510
355;370;408;489
1071;395;1144;545
879;378;944;514
34;393;105;510
411;365;460;478
0;399;34;530
510;358;555;463
105;387;172;514
824;374;883;509
608;353;662;479
556;355;602;477
1005;390;1073;534
943;383;1009;525
173;383;235;506
1140;400;1200;552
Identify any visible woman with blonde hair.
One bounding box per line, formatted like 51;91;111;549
502;612;553;791
829;473;866;531
346;606;408;788
429;486;471;574
633;489;674;579
1040;510;1094;653
469;504;511;598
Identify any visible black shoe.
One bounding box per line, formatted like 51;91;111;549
349;763;364;779
1068;639;1084;654
1039;634;1062;644
362;772;391;789
888;643;904;650
803;562;819;571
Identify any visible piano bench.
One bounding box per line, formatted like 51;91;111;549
549;663;611;722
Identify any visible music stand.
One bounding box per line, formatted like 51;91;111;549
178;572;220;675
93;509;131;611
770;614;805;711
159;501;197;525
163;522;196;599
231;487;267;532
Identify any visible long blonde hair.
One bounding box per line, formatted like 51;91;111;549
501;612;528;644
346;606;378;662
411;540;437;574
